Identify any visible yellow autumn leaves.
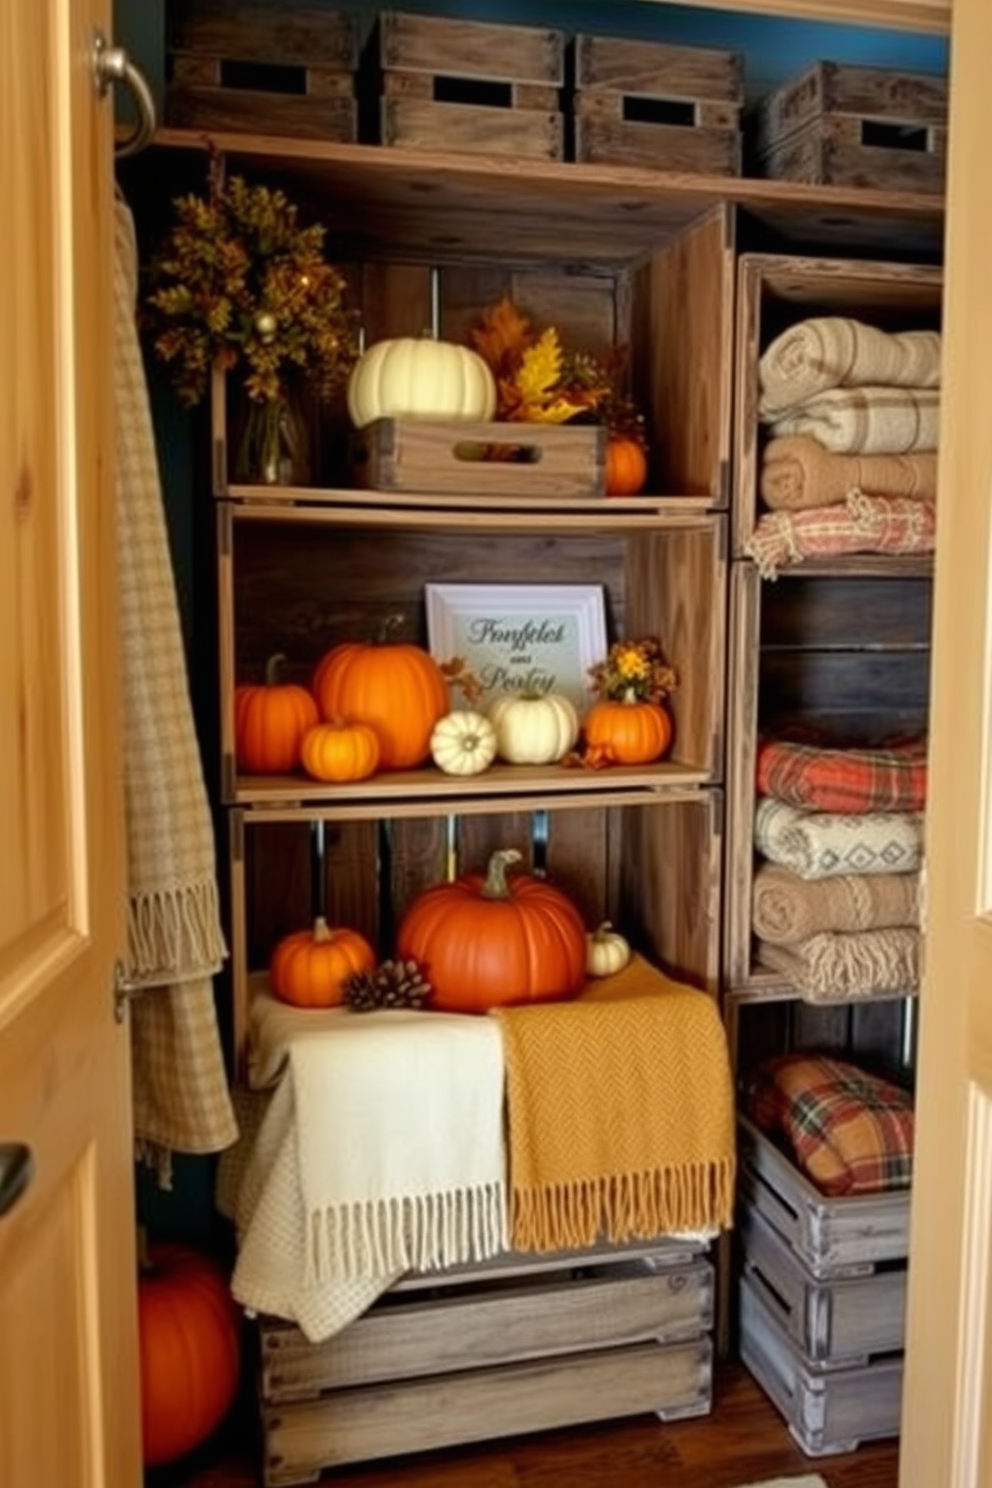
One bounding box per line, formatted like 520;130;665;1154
470;296;613;425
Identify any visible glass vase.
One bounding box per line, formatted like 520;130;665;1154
234;389;312;488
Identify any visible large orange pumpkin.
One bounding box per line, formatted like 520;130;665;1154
270;915;376;1007
138;1242;242;1468
396;847;587;1014
234;653;318;773
584;695;673;765
313;626;448;770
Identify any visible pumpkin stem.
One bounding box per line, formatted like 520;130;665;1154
265;652;287;686
313;915;331;943
481;848;522;899
592;921;614;941
376;613;406;644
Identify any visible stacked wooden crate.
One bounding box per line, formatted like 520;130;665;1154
749;61;948;194
164;0;358;140
736;1117;910;1457
366;12;566;160
571;34;744;175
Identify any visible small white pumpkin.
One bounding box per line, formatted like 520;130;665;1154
586;921;632;978
347;336;497;429
488;692;579;766
430;709;498;777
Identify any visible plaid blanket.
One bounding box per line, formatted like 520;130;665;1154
758;317;941;420
757;737;927;814
766;385;940;454
746;1054;914;1196
745;490;936;579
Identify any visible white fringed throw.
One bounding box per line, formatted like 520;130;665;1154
248;990;508;1284
114;198;236;1180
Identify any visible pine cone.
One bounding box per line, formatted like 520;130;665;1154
344;958;432;1013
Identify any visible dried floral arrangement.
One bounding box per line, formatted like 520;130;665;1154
469;297;647;443
589;638;678;706
144;170;358;409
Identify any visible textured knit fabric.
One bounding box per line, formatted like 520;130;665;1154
745;491;936;579
746;1054;914;1196
760;436;938;511
493;957;735;1251
757;737;928;814
755;797;925;880
752;863;921;945
114;197;236;1181
766;385;940;455
756;927;920;1001
758;317;941;420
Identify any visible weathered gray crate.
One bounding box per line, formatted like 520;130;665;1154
739;1272;903;1456
370;12;565;161
737;1115;912;1278
750;61;947;194
572;34;743;175
165;0;358;140
740;1202;907;1366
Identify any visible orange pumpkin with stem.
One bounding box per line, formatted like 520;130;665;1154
396;847;587;1014
234;652;318;773
313;616;448;770
300;719;380;782
270;916;376;1007
584;694;672;764
605;436;648;496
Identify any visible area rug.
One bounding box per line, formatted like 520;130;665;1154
735;1477;829;1488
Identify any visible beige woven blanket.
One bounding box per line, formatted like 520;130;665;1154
755;797;925;881
752;863;921;945
760;436;938;511
758;317;941;420
757;928;920;1002
767;386;940;455
115;198;236;1180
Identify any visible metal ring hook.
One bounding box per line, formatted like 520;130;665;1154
93;31;156;160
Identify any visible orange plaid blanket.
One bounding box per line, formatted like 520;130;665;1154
757;737;928;814
745;490;936;579
746;1054;914;1196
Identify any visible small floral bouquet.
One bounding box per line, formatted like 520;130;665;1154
589;637;678;706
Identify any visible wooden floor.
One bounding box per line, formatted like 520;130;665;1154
147;1362;900;1488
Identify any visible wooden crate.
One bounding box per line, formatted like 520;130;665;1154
351;420;606;499
165;0;357;140
572;35;743;175
739;1273;902;1456
750;61;947;194
739;1203;907;1365
737;1116;911;1279
369;12;565;161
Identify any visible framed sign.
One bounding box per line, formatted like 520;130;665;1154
426;583;608;713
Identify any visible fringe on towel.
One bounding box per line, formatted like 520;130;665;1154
305;1182;508;1285
126;879;227;987
510;1160;736;1254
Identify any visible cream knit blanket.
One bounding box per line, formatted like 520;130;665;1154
766;386;940;455
758;317;941;420
755;798;925;881
114;198;236;1178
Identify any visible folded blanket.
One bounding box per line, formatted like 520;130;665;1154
760;436;938;511
746;1054;914;1196
766;385;940;454
248;988;507;1284
752;863;921;944
757;927;920;1001
745;491;936;579
755;797;925;880
757;737;927;814
758;317;941;421
492;956;735;1252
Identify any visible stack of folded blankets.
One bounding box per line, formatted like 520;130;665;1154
752;734;926;1001
745;316;940;578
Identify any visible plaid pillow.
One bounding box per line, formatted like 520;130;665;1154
746;1054;914;1197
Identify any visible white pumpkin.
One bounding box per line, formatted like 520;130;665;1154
430;709;498;777
586;922;631;978
488;693;579;765
347;336;497;429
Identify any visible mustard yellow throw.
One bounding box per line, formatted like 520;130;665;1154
493;957;736;1252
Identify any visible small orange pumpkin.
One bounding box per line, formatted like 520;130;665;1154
138;1241;242;1468
396;847;587;1014
313;619;448;770
584;695;673;765
270;916;376;1007
234;653;319;774
300;719;380;783
605;437;649;496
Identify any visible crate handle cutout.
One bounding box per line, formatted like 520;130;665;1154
860;119;931;153
623;96;698;129
452;438;546;465
216;59;308;96
434;75;514;110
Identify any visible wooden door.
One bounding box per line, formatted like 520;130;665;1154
0;2;142;1486
900;0;992;1483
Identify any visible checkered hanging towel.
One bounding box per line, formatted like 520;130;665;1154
114;196;237;1185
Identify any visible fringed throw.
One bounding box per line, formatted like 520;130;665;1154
745;491;936;580
757;927;921;1002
